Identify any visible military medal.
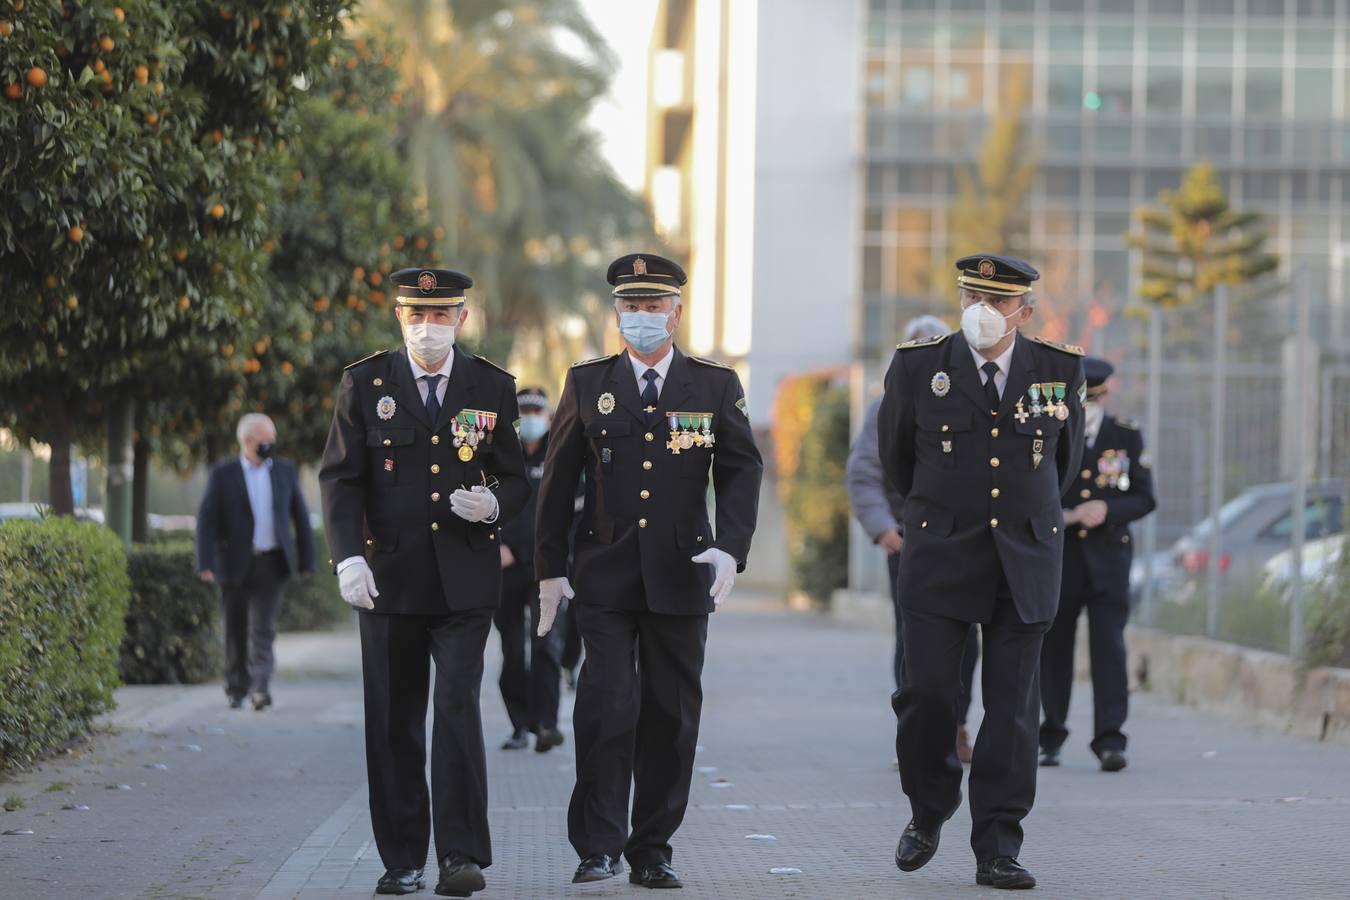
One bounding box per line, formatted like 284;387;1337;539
666;413;683;454
1052;383;1069;420
1032;438;1044;470
376;395;397;421
597;392;616;415
700;413;715;448
452;409;498;463
678;414;695;450
942;440;952;454
458;445;474;463
1027;384;1043;417
1118;451;1132;491
930;371;951;398
1014;400;1030;424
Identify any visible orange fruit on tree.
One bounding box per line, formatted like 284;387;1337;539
26;67;46;88
249;16;260;31
211;129;222;144
100;36;115;53
152;81;163;95
144;111;159;125
4;83;21;100
46;274;59;288
174;247;188;262
134;65;148;85
210;203;225;219
66;295;79;310
1;21;15;38
93;58;106;73
178;295;191;310
352;266;365;280
68;225;85;243
221;343;234;357
114;7;125;23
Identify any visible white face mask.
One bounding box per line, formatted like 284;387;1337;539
403;321;456;362
1084;400;1105;438
960;301;1021;350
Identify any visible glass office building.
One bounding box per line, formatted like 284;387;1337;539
860;0;1350;360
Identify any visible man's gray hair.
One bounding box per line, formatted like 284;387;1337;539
236;412;275;446
903;315;948;341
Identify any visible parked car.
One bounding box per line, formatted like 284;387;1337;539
1261;534;1344;601
1164;480;1345;600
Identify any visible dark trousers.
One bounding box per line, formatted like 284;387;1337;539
888;552;980;723
893;579;1049;861
493;567;564;732
561;603;583;673
1039;577;1130;756
358;607;495;872
568;603;708;868
220;550;287;698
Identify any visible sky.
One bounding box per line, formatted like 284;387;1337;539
576;0;659;191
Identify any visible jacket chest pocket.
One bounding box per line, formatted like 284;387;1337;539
366;427;415;485
1012;417;1062;470
585;419;631;472
915;410;971;469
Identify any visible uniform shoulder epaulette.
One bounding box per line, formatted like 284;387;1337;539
473;354;515;378
1031;335;1085;356
688;355;734;370
896;332;951;350
343;348;391;370
1115;417;1141;431
571;354;617;368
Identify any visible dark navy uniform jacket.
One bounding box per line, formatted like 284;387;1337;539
534;348;763;616
318;348;529;615
878;330;1086;624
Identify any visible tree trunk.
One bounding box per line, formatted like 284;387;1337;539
106;391;136;546
132;402;151;543
45;383;75;516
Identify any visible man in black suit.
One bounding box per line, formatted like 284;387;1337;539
879;255;1085;890
319;267;528;898
494;386;566;754
1040;357;1156;773
196;413;315;711
534;253;763;890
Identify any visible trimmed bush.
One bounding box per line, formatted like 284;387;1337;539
1304;533;1350;670
1;518;131;771
120;542;221;685
279;530;348;632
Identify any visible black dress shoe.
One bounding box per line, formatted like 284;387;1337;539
500;728;529;750
376;867;425;895
1099;749;1127;772
895;794;959;873
534;726;565;753
572;854;623;883
975;856;1036;889
435;856;485;897
251;691;272;711
630;861;682;889
1038;747;1061;767
227;695;245;710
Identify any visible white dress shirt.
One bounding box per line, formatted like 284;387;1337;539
409;348;453;405
968;336;1017;400
239;454;276;552
628;346;675;401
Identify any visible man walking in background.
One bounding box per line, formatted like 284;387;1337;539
196;413;315;711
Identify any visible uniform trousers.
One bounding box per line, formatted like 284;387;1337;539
893;575;1050;861
220;549;287;699
493;566;564;732
358;605;495;872
889;551;980;721
568;602;708;868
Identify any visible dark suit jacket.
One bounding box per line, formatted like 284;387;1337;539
1062;414;1156;605
318;348;529;615
535;347;764;616
195;456;316;587
878;331;1086;624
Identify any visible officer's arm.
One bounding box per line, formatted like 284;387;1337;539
318;371;368;570
1102;429;1157;525
711;374;764;573
487;384;529;525
289;464;317;574
195;466;221;574
536;368;585;580
877;349;916;499
847;399;900;541
1056;360;1087;498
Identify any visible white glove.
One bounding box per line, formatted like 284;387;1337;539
692;547;736;606
537;577;574;637
449;485;498;523
337;558;379;610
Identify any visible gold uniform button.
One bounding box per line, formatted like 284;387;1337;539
431;522;440;532
373;378;383;386
1081;469;1092;479
990;427;999;438
990;457;1000;468
1052;526;1059;535
645;432;655;442
431;492;440;502
489;532;497;540
431;435;440;445
601;429;608;436
991;488;1000;498
921;521;928;529
383;439;392;447
1079;528;1089;538
640;490;650;500
1036;429;1043;437
643;460;653;470
430;463;440;474
639;518;648;528
1122;535;1131;544
990;518;999;528
1080;488;1092;499
366;538;374;546
941;425;950;433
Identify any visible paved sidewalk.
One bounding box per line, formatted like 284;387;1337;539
2;598;1348;899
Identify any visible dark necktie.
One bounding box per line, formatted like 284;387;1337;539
981;361;1001;416
421;374;443;422
641;369;659;428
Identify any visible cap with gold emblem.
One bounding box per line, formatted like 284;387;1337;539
954;254;1039;297
607;253;687;299
390;267;473;307
1083;356;1114;399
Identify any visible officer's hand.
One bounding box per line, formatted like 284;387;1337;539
538;577;575;637
1078;500;1108;529
338;559;378;610
692;548;737;606
1062;507;1079;525
199;569;215;584
449;486;499;523
500;545;516;568
878;528;904;555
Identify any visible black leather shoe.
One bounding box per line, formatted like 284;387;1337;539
1038;747;1061;767
435;856;485;897
895;795;959;873
376;867;425;895
1099;749;1127;772
251;691;272;711
500;728;529;750
227;695;245;710
572;854;623;883
534;726;564;753
976;857;1036;889
629;861;682;889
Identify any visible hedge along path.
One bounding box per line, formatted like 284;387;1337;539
0;517;131;771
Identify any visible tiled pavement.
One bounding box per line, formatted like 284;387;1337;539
2;597;1348;899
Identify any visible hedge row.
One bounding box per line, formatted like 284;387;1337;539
120;541;221;685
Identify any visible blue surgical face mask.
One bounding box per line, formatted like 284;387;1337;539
619;310;673;354
517;413;549;442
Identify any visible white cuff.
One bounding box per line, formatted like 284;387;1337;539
335;555;366;575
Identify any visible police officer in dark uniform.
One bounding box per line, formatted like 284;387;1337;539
879;255;1085;891
494;386;567;754
319;267;529;898
1039;357;1155;773
533;253;763;890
